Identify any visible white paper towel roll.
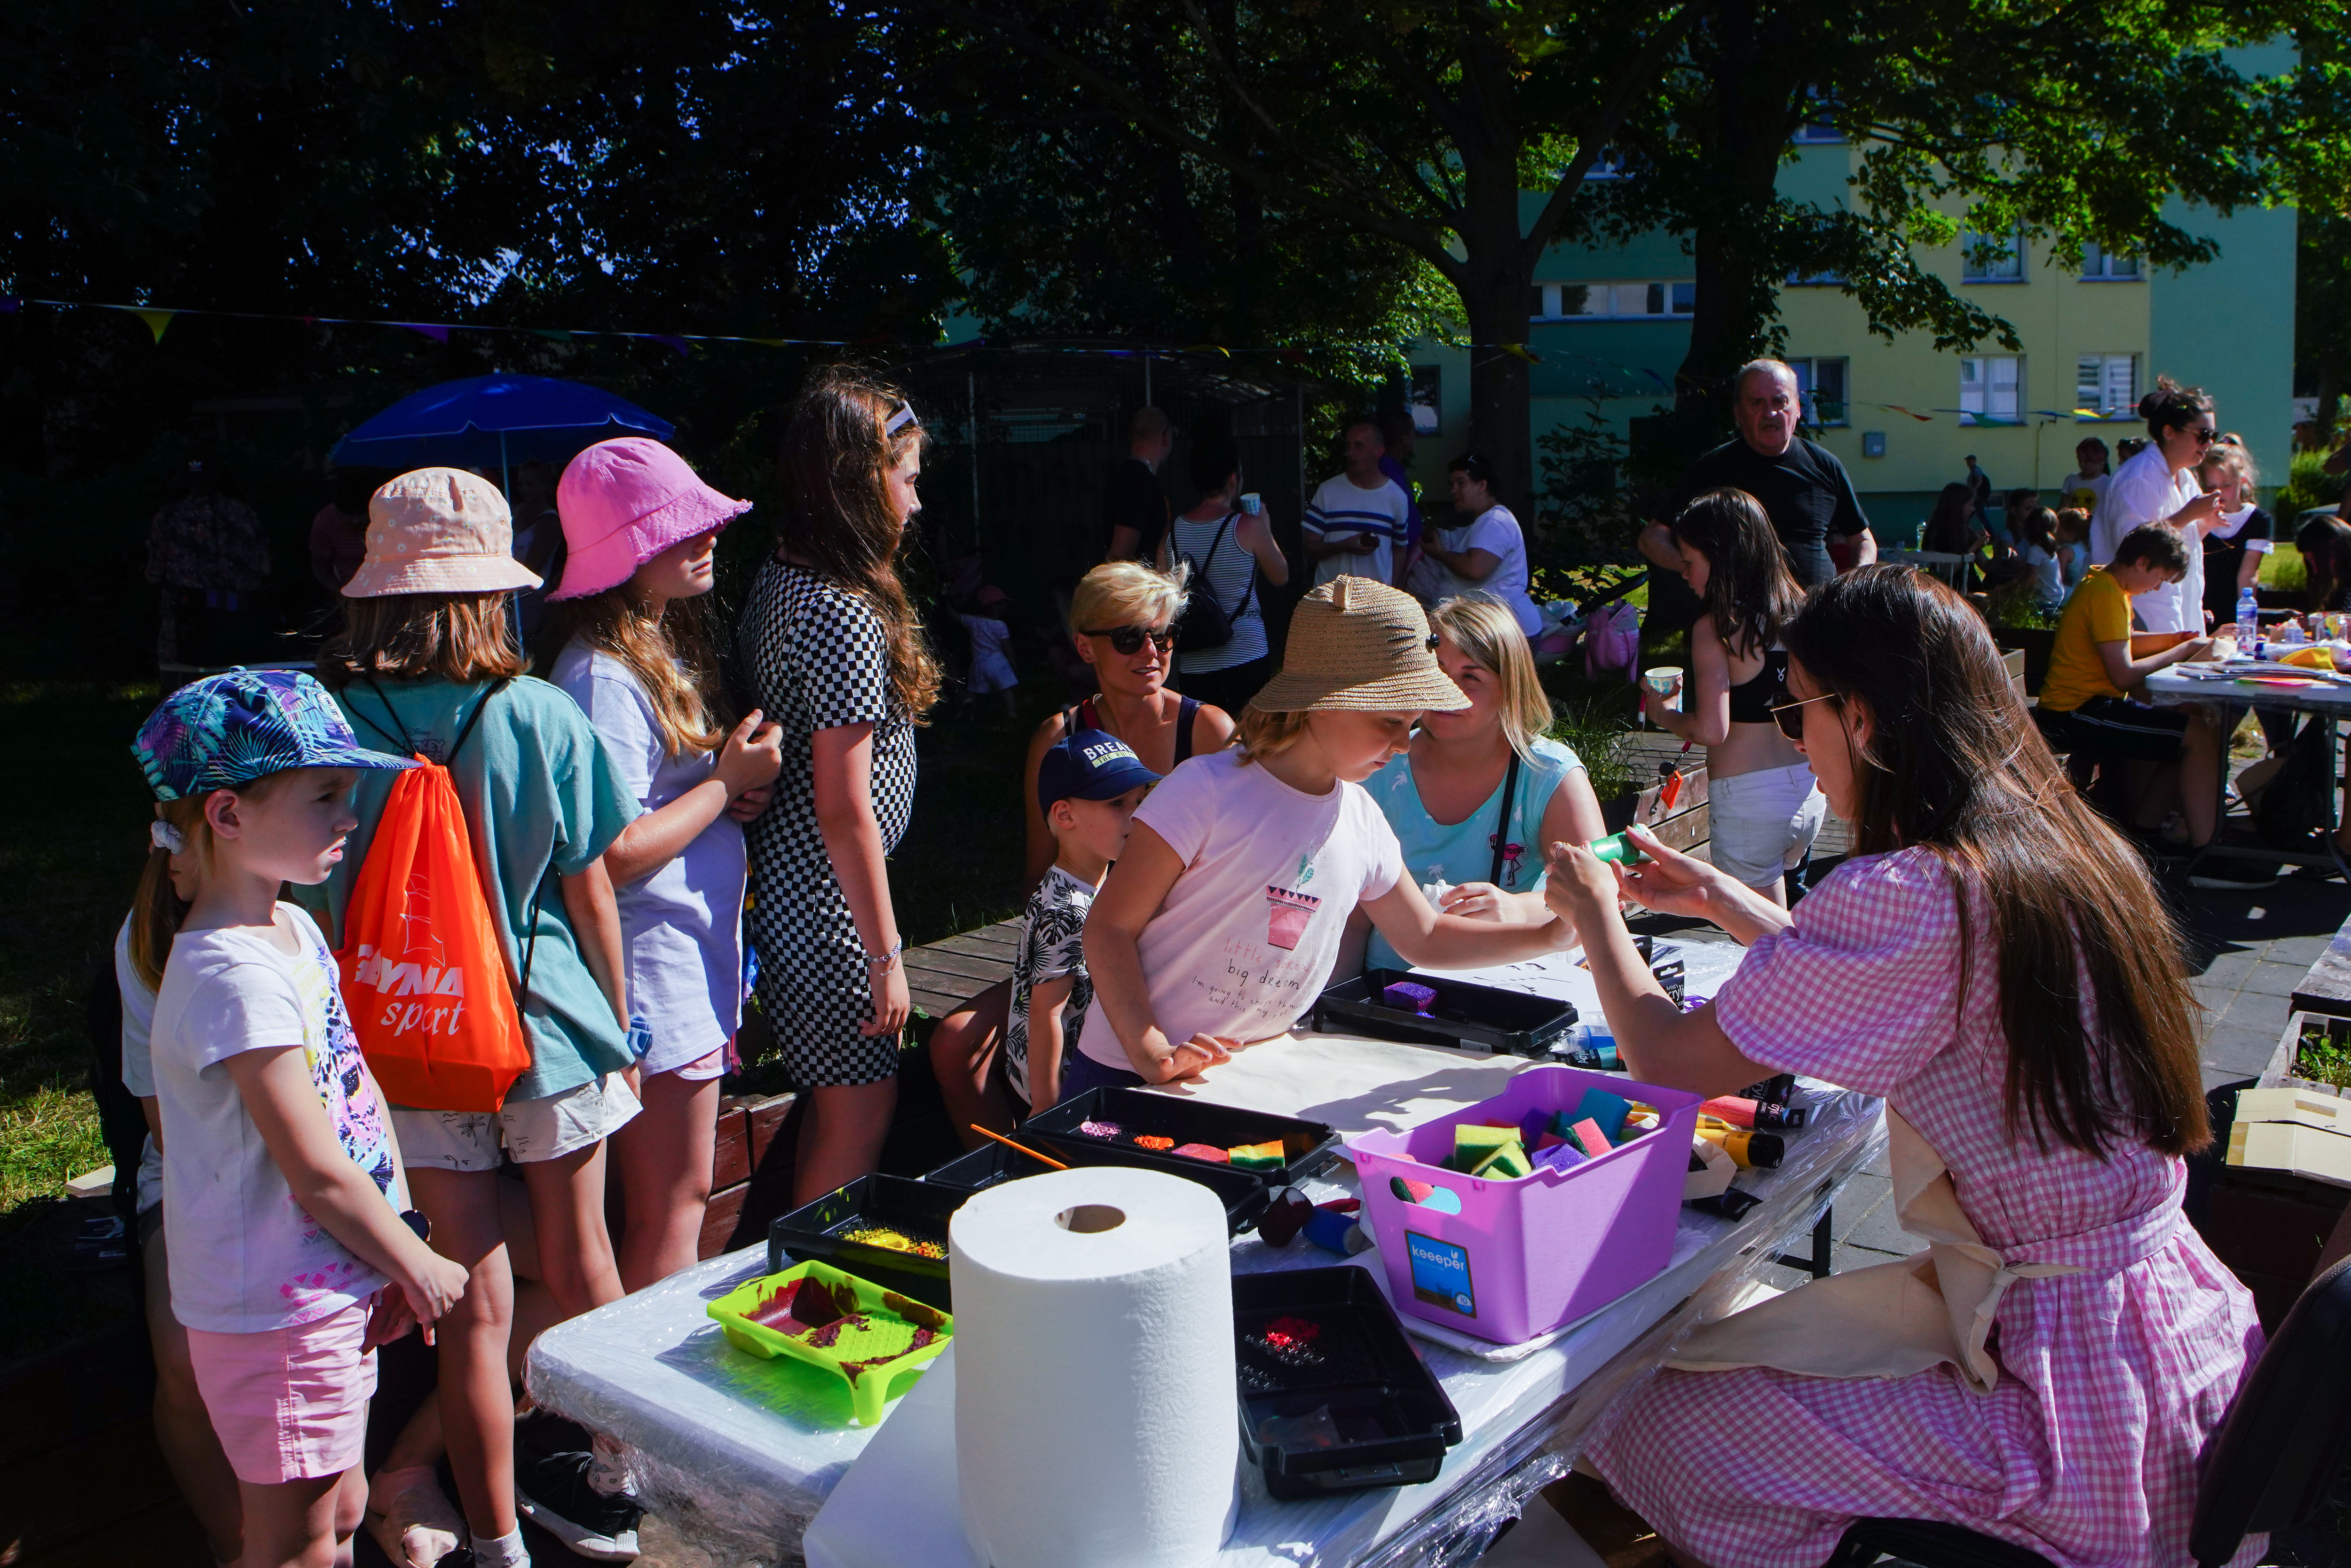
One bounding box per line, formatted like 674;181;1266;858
951;1164;1238;1568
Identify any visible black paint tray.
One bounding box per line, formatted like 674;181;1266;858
1234;1266;1463;1500
1023;1086;1343;1189
921;1136;1275;1236
766;1174;963;1309
1311;967;1578;1057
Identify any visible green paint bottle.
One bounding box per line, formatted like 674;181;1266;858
1588;833;1645;865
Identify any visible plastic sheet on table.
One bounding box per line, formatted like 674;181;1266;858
525;1249;902;1567
1345;1088;1886;1568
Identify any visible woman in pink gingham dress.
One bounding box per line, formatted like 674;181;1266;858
1546;566;2264;1568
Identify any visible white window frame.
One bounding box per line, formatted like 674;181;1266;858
2075;354;2136;418
2079;243;2141;281
1961;229;2026;284
1788;357;1850;427
1960;355;2024;425
1535;280;1695;321
1409;366;1442;436
1792;120;1845;144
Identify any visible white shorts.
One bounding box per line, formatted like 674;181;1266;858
390;1073;642;1172
1707;762;1827;889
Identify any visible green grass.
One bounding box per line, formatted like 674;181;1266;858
2264;543;2310;595
0;681;159;1213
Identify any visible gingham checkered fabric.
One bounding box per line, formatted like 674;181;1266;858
735;558;918;1086
1588;848;2264;1568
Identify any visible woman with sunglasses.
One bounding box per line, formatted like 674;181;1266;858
2088;376;2226;640
927;560;1239;1142
1159;429;1290;715
1545;565;2256;1568
1643;489;1823;906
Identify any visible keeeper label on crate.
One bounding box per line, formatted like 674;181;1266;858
1408;1230;1476;1317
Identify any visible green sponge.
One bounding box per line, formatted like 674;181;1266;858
1452;1123;1521;1173
1227;1140;1286;1172
1471;1142;1532;1179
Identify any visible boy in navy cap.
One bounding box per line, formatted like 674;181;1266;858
1006;729;1161;1116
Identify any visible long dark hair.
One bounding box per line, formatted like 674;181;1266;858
1669;489;1801;660
1783;566;2208;1158
2296;515;2351;614
1921;482;1977;555
773;369;942;719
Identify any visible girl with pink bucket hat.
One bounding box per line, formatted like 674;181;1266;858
292;466;646;1568
542;437;784;1293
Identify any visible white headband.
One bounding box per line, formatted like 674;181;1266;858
150;819;187;854
884;401;919;436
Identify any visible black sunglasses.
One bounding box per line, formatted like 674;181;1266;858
1084;625;1176;655
1768;690;1835;742
2189;426;2220;445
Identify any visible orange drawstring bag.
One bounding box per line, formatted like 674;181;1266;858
335;680;534;1111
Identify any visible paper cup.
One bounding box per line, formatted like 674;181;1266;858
1642;666;1684;695
1239;493;1262;515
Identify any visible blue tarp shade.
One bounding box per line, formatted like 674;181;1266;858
328;373;673;473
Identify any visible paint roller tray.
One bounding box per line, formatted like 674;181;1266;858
705;1260;953;1426
767;1174;964;1310
1312;968;1579;1057
1022;1086;1343;1188
1233;1267;1463;1500
921;1137;1273;1237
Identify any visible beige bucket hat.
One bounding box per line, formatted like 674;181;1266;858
1247;577;1471;714
344;467;542;598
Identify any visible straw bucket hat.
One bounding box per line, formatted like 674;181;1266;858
1247;577;1471;714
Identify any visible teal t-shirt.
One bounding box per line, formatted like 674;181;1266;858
1364;734;1583;973
289;674;641;1104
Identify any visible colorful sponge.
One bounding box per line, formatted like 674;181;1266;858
1566;1117;1613;1159
1382;980;1439;1016
1471;1142;1532;1180
1172;1143;1230;1163
1531;1141;1588;1174
1452;1123;1521;1172
1227;1140;1286;1172
1566;1087;1633;1145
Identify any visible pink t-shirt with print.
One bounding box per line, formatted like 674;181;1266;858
1075;749;1404;1069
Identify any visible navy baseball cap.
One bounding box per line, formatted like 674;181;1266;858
1037;728;1162;810
132;668;418;801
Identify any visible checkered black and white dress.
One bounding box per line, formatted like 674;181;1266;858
735;557;918;1087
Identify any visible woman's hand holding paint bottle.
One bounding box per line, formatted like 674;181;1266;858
1554;825;1788;946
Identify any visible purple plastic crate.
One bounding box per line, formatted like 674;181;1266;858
1347;1064;1704;1345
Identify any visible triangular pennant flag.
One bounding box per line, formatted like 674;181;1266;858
529;328;574;342
131;308;174;344
745;337;790;348
640;334;690;356
1185;342;1230;357
397;323;450;343
1500;343;1542;363
1644;367;1670;388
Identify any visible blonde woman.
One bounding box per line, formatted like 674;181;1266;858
929;560;1237;1139
1349;592;1606;973
2196;438;2272;631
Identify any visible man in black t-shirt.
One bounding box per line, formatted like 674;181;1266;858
1103;407;1175;564
1640;360;1877;590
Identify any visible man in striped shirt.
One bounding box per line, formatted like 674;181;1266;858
1303;419;1414;589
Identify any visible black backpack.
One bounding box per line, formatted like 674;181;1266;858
1174;514;1256;652
2255;716;2335;848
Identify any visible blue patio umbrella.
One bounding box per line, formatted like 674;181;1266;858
328;374;674;486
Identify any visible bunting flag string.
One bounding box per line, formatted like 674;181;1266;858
0;297;2140;427
0;296;854;353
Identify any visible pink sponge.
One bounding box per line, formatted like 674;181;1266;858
1568;1117;1613;1159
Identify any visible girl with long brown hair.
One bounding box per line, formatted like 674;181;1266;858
1545;566;2258;1568
736;370;941;1202
541;437;784;1292
1647;488;1824;904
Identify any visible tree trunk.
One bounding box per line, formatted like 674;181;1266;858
1459;259;1537;520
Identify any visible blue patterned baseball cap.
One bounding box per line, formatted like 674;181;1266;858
132;668;418;801
1037;728;1162;810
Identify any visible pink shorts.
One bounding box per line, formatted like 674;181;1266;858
184;1299;377;1484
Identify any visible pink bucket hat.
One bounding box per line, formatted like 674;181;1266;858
549;437;752;601
344;468;542;598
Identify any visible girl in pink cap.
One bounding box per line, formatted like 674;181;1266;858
734;371;941;1203
541;437;783;1291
